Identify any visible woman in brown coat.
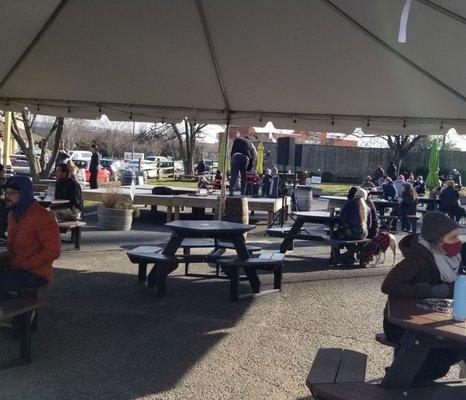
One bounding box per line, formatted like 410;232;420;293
382;211;466;383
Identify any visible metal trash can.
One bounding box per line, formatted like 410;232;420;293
121;170;136;186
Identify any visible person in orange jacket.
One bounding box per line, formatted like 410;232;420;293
0;176;61;301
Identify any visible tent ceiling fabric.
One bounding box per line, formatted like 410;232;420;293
0;0;464;134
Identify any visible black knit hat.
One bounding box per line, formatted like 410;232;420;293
421;211;459;243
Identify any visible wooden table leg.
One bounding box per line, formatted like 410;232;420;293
166;206;172;222
174;206;180;220
232;236;260;293
267;210;273;228
280;218;304;253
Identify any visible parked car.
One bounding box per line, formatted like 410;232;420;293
174;160;184;174
204;159;218;173
125;159;158;178
73;159;110;182
101;158;123;181
70;150;92;160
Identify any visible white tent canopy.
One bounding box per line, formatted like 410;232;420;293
0;0;464;134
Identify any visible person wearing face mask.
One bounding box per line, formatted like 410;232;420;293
381;211;466;383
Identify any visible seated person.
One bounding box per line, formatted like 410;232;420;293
0;177;61;301
53;163;83;221
393;175;406;196
399;183;418;232
213;170;222;189
347;186;378;239
449;169;462;187
382;212;466;382
197;176;210;191
339;188;371;265
413;175;425;195
439;180;466;222
382;177;397;200
361;175;376;190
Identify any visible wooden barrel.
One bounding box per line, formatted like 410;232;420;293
224;196;249;239
98;206;133;231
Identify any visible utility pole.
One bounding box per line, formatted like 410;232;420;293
131;121;136;160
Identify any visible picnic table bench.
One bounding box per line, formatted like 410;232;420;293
58;220;87;249
127;240;261;281
216;252;284;301
307;347;466;399
0;298;45;364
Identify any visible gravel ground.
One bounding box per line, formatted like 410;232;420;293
0;199;464;399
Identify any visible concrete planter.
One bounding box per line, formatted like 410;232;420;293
98;206;133;231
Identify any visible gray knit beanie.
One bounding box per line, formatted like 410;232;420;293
420;211;459;243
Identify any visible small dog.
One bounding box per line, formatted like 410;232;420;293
372;232;397;267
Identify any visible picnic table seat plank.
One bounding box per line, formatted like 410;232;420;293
306;348;344;385
311;381;459;400
0;298;45;321
216;252;284;301
0;298;45;364
58;220;86;249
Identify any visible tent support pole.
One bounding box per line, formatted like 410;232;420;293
219;115;231;220
2;111;11;167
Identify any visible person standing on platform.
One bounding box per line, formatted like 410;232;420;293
229;135;257;196
89;144;101;189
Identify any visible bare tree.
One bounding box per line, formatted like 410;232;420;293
350;131;427;171
138;118;207;174
11;109;64;182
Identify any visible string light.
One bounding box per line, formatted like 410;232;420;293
293;115;297;124
129;112;133;120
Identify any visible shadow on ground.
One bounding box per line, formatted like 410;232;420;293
0;267;252;400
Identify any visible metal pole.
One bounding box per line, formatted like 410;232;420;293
131;121;135;160
2;111;12;167
218;115;230;220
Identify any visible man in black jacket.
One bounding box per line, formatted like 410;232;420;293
439;180;466;221
89;144;101;189
53;163;83;221
229;135;257;196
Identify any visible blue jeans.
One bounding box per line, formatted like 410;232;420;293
0;268;48;302
230;153;249;195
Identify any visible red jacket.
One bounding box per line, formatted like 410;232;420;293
7;201;61;281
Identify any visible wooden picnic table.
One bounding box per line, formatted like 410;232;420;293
149;220;259;294
280;211;340;253
35;197;69;208
120;185;198;195
82;188;287;226
382;296;466;390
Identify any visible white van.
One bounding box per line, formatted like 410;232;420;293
70;150;92;160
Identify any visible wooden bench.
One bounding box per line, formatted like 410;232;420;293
307;348;367;399
127;241;262;281
323;238;371;267
307;347;466;399
216;252;284;302
266;227;291;238
0;298;45;364
379;215;420;233
58;221;87;250
9;284;48;332
375;332;399;360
